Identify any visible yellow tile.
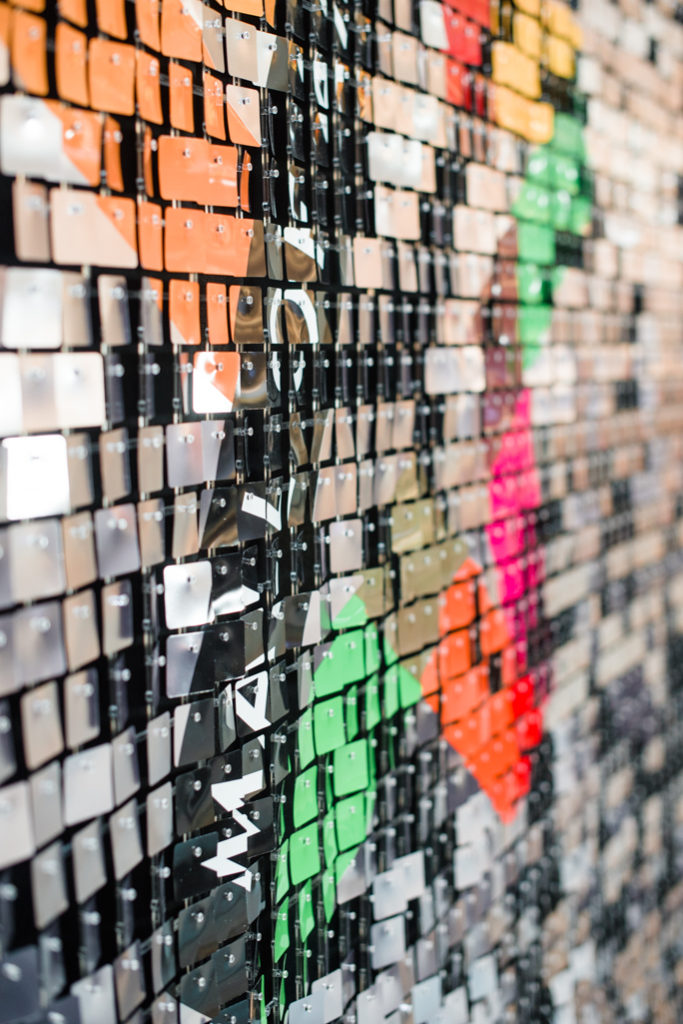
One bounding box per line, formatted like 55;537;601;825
526;98;554;144
514;11;542;61
492;40;541;100
547;34;575;78
514;0;541;16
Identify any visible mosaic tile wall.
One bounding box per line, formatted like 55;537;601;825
0;0;682;1022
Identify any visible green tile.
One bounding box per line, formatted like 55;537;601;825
322;810;338;867
273;902;290;961
313;696;346;754
552;112;584;158
552;189;572;231
335;793;366;851
345;685;359;740
570;195;592;235
297;708;315;769
332;593;367;629
365;674;381;730
526;147;552;185
289;823;321;885
517;263;546;305
332;738;369;797
364;623;381;674
298;881;315;944
335;848;358;887
552;154;580;195
382;621;399;667
293;766;319;828
313;629;366;698
398;662;423;709
519;304;552;348
274;840;290;903
513;182;552;224
518;222;556;265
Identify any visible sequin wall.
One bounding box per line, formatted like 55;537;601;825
1;0;683;1021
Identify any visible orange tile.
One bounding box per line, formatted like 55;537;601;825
164;206;207;273
55;22;88;105
169;60;194;132
203;70;226;140
95;0;126;38
103;116;124;192
138;201;164;271
136;50;163;125
88;37;135;116
160;0;201;61
206;283;229;347
11;9;48;95
135;0;160;50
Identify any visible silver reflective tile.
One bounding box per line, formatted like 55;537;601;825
64;668;100;750
99;427;131;502
288;990;325;1024
20;680;63;771
63;742;114;827
94;504;141;580
8;518;65;604
63;588;100;671
112;726;140;806
146;782;173;858
138;498;166;568
29;760;62;849
370;917;403;970
1;434;70;520
310;970;343;1023
30;840;68;930
328;519;362;573
0;779;35;869
166;423;204;488
0;352;23;437
0;698;16;784
163;561;213;629
101;580;134;656
110;798;143;880
54;353;107;430
72;965;117;1024
66;434;95;510
98;275;132;348
1;266;63;350
14;601;66;687
72;821;107;905
147;712;171;787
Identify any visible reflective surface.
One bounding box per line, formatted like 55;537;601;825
0;1;683;1023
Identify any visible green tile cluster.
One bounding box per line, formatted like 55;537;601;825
513;111;592;369
272;619;380;967
271;597;428;996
